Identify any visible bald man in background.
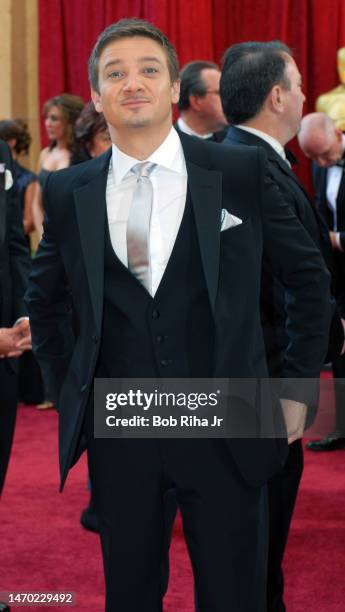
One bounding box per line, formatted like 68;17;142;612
299;112;345;451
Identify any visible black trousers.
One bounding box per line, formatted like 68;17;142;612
332;353;345;434
18;350;44;405
162;442;301;612
0;360;18;494
266;439;303;612
86;433;268;612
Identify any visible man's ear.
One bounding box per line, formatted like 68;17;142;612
188;94;202;111
91;88;103;113
171;79;180;105
270;85;284;114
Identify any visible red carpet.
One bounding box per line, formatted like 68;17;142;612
1;404;345;611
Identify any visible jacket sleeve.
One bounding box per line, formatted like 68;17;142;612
257;149;332;410
25;172;75;405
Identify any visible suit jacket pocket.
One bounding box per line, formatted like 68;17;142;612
220;216;252;239
220;217;254;255
218;217;258;293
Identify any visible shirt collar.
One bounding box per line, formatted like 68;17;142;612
235;125;287;161
177;117;213;140
111;126;186;185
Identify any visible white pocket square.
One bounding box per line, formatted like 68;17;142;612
0;164;13;191
221;209;243;231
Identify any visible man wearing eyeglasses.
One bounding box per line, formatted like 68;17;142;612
175;60;227;142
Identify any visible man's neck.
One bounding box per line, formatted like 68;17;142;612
241;116;288;147
179;112;213;137
109;123;173;160
236;124;288;161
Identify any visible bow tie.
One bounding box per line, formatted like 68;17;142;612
284;148;297;166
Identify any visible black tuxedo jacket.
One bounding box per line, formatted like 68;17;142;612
313;162;345;315
0;140;29;330
224;126;344;364
26;132;331;489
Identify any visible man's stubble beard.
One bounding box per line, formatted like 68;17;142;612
122;106;172;130
124;116;152;129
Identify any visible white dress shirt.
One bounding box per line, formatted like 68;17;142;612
326;135;345;234
106;127;187;296
235;125;290;165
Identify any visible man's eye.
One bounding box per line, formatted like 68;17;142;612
108;71;123;79
143;67;159;74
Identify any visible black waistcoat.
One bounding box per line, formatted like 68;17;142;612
95;193;215;379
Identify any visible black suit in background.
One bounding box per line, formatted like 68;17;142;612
224;125;343;612
0;140;30;494
26;133;331;611
313;162;345;437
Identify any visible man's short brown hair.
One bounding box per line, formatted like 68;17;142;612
88;18;179;93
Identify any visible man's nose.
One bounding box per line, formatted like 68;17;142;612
123;72;144;91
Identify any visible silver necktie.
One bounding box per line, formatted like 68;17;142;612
127;162;156;292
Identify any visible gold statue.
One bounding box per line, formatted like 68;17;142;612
316;48;345;130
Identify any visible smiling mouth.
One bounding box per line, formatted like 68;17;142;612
121;99;150;107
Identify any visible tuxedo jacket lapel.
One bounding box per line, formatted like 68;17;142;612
267;151;312;203
184;159;222;313
73;151;111;333
257;138;333;243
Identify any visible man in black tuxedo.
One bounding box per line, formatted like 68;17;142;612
26;20;331;612
298;112;345;451
0;139;31;496
220;42;344;612
175;60;227;141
